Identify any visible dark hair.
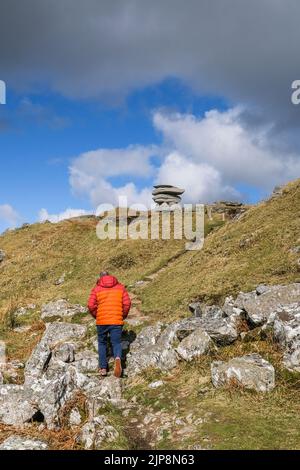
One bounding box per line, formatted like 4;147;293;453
99;271;109;278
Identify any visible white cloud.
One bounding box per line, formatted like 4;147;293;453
39;208;92;223
68;107;300;207
0;204;21;228
154;108;300;200
70;145;156;207
156;151;240;203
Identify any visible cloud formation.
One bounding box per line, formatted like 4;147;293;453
69;108;300;206
1;0;300;131
69;145;156;207
0;204;21;228
39;208;91;223
154;109;300;199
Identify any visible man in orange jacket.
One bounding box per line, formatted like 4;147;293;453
88;271;131;378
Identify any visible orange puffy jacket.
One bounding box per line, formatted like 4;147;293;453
87;275;131;325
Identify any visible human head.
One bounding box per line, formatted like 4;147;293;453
99;271;109;278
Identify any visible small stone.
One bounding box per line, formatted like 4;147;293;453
54;273;66;285
148;380;164;389
130;418;138;423
14;307;28;317
13;325;32;333
69;408;82;427
0;249;6;263
0;342;6;368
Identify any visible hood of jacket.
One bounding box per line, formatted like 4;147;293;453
97;275;119;288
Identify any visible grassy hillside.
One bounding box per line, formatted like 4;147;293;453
0;179;299;323
140;178;300;319
0;179;300;450
0;218;184;317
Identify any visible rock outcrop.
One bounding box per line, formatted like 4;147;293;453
41;299;87;321
211;354;275;392
176;328;212;361
0;436;48;450
152;185;185;209
266;303;300;372
77;416;119;450
1;281;300;449
234;283;300;326
0;322;122;431
206;201;246;220
126;314;239;376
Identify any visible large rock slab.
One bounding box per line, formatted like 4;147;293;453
271;304;300;347
152;185;185;195
153;195;181;204
0;436;48;450
234;283;300;326
222;296;245;319
126;344;178;376
152;185;185;208
129;323;164;353
0;319;127;429
157;318;205;349
127;318;213;376
25;323;86;381
176;328;212;361
126;314;239;376
198;316;238;345
268;303;300;372
72;350;99;373
41;299;87;321
85;376;124;417
0;385;37;426
27;362;80;429
211;354;275;392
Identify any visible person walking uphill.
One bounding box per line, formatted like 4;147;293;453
88;271;131;378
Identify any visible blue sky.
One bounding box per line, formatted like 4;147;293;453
1;1;300;233
0;78;234;231
0;77;293;232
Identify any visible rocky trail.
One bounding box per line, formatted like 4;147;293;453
1;236;300;450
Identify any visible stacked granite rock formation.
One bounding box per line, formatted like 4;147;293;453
152;185;185;209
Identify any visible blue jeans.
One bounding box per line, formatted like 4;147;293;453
97;325;123;369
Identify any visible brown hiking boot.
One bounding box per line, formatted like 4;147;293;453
114;357;122;378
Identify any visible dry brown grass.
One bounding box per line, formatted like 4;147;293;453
0;423;80;450
140;178;300;317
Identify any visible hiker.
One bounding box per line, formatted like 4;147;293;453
87;271;131;378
